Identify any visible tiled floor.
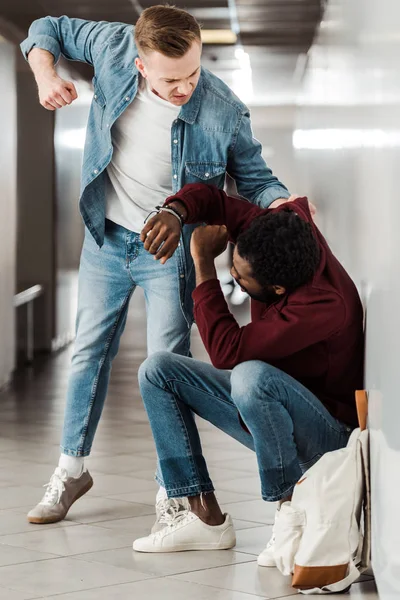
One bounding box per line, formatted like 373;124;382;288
0;291;379;599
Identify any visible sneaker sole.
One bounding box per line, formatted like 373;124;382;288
257;558;276;567
133;540;236;553
27;478;94;524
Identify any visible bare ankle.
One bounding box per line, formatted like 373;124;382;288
279;494;293;507
188;492;225;526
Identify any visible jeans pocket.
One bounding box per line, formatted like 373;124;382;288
274;502;306;576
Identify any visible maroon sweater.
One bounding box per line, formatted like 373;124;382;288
166;184;364;427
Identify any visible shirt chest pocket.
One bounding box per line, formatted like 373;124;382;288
92;76;107;130
184;161;226;188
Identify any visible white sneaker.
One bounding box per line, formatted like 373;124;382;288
258;508;280;567
134;510;236;553
151;487;190;533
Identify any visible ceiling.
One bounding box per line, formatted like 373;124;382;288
0;0;323;105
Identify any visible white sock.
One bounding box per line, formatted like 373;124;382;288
58;454;84;478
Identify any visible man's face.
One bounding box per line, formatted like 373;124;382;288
135;41;202;106
231;247;285;304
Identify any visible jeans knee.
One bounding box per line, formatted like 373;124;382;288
138;351;175;390
231;360;275;412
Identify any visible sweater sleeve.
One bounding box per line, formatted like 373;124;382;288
192;280;344;370
165;183;264;242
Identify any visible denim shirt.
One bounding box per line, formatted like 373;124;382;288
21;17;290;319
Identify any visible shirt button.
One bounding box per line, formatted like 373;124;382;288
173;139;178;144
94;94;97;99
173;174;177;179
205;172;210;178
180;274;185;278
125;96;130;101
93;169;98;175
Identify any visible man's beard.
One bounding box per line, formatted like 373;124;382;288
246;286;281;305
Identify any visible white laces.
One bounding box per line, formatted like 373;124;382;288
153;509;194;540
40;467;68;506
156;497;189;525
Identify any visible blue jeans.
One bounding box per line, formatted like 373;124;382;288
139;352;352;502
61;221;193;456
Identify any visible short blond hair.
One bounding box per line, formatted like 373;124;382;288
135;4;201;58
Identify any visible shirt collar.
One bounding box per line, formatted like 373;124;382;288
178;68;204;125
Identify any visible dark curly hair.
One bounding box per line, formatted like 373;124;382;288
236;209;320;292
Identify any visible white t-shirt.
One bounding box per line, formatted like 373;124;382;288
106;77;180;233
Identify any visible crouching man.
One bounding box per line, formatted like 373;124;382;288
133;183;364;561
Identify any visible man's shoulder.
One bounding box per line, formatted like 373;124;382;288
200;68;248;116
106;22;138;61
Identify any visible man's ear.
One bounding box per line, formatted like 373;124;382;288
273;285;286;296
135;57;146;78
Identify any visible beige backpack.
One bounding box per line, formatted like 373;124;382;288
273;391;371;594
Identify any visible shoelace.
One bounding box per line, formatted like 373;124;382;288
40;467;68;506
153;508;193;540
156;497;187;525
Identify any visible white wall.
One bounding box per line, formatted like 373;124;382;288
0;36;17;387
250;105;298;196
295;1;400;597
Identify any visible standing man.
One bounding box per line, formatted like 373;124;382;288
21;5;290;526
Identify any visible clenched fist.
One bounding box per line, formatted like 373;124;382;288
37;73;78;111
190;225;229;262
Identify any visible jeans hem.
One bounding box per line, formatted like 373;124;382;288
156;475;214;498
261;482;297;503
60;446;91;458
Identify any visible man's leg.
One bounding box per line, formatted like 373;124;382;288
230;360;351;502
28;223;135;523
133;351;251;552
138;352;253;497
136;242;192;357
229;360;352;567
134;241;193;528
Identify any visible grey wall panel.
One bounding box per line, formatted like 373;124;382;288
0;37;17;386
16;54;55;353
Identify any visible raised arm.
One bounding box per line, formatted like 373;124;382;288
21;17;128;110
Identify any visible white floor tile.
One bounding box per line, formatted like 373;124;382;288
222;499;277;525
74;547;255;577
235;526;273;556
0;509;79;535
0;544;58;567
0;524;134;556
0;587;38;600
172;560;295;597
41;577;268;600
67;496;154;524
0;556;150;597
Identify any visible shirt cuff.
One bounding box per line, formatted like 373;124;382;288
20;35;61;64
256;186;290;208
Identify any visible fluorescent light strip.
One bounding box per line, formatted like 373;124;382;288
201;29;237;44
293;128;400;150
